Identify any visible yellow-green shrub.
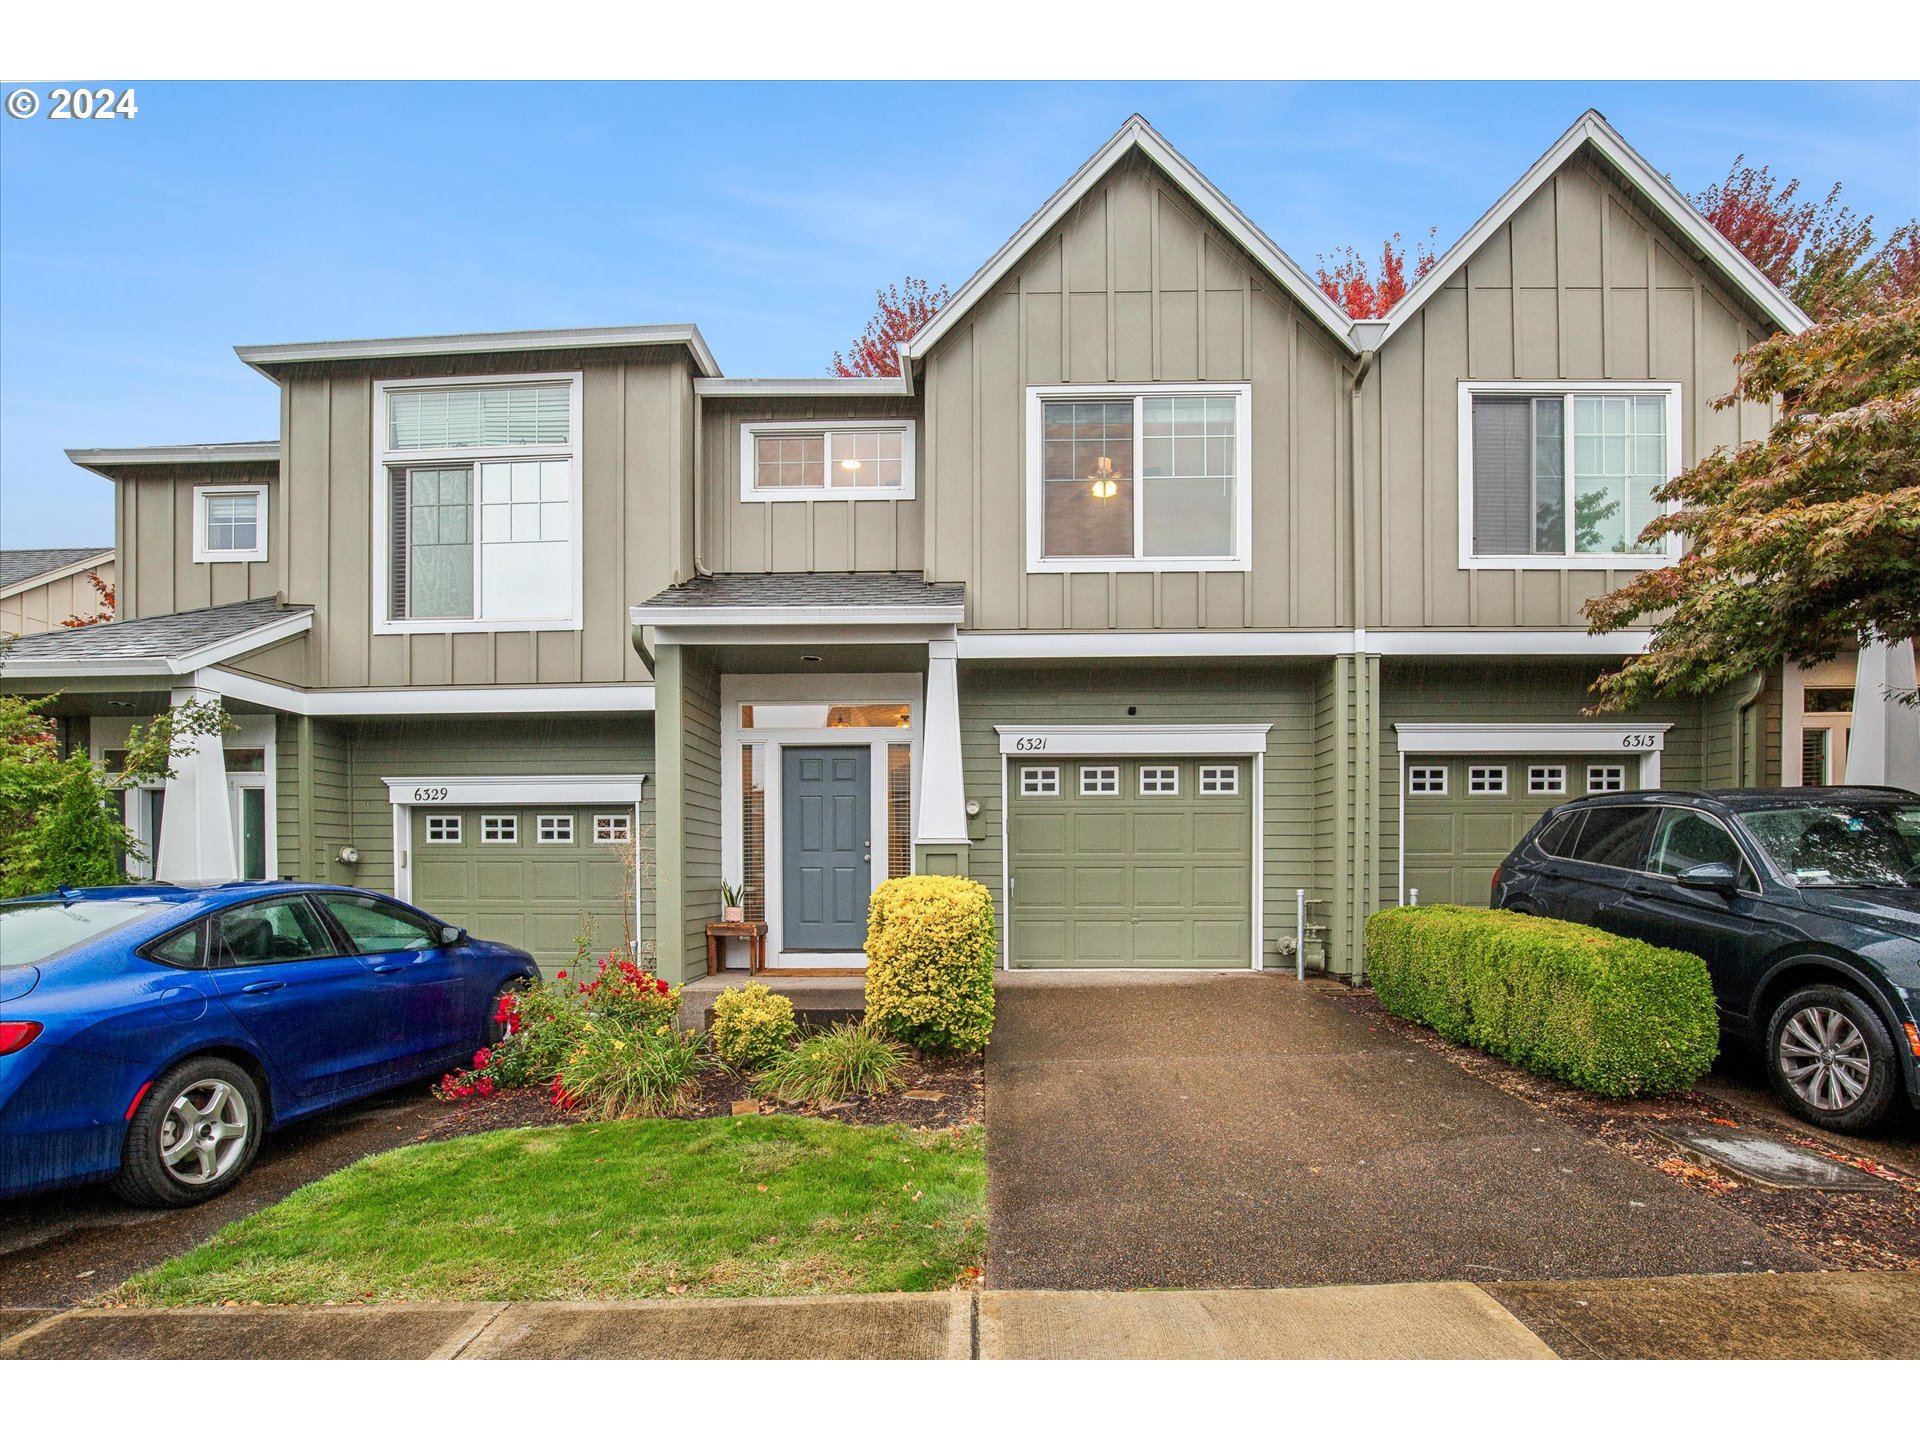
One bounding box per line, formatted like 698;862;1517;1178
710;982;798;1072
1365;904;1719;1097
864;876;996;1054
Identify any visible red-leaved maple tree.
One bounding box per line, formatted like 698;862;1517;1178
60;570;114;628
1315;229;1438;320
831;277;951;377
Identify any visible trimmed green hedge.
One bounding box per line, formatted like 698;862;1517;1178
1365;905;1718;1097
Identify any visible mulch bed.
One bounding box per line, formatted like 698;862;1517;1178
418;1053;984;1143
1321;984;1920;1273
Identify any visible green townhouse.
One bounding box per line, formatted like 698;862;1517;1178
9;110;1910;984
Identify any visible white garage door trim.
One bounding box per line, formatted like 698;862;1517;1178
994;724;1269;971
383;773;648;939
1391;724;1665;905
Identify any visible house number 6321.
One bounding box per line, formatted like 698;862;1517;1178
1014;736;1048;751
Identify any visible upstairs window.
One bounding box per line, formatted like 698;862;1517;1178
1027;385;1251;572
1462;384;1679;568
375;375;582;631
193;485;269;564
740;421;915;500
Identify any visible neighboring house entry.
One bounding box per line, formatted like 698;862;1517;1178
1393;724;1667;906
781;746;872;953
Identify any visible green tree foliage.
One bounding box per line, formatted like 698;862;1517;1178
0;688;227;898
1586;301;1920;711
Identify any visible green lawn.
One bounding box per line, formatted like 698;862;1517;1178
121;1116;985;1305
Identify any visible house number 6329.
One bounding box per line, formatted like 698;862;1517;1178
412;786;449;801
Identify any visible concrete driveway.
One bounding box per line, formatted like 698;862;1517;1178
985;972;1816;1290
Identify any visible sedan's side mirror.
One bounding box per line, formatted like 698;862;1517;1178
1677;862;1740;894
440;925;467;946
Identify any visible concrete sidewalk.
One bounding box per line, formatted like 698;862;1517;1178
4;1271;1914;1359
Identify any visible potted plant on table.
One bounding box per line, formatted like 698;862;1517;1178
720;882;746;924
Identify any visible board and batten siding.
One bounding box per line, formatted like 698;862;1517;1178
1365;154;1780;632
704;397;925;574
115;467;282;622
275;348;694;690
1;559;114;635
954;660;1318;968
920;154;1354;634
274;716;353;885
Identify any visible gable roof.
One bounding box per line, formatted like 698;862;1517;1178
0;547;113;595
902;115;1359;367
1375;109;1811;347
0;597;312;679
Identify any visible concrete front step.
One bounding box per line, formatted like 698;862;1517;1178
677;974;867;1032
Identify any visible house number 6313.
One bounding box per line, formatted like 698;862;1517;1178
1619;734;1659;750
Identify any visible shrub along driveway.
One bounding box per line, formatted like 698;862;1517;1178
985;972;1816;1290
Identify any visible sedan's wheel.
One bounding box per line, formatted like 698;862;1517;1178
1765;985;1897;1135
484;978;531;1047
112;1057;264;1208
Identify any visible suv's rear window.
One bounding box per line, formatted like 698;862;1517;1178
0;900;166;967
1569;806;1656;869
1535;811;1584;858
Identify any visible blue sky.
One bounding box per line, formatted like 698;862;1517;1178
2;79;1915;548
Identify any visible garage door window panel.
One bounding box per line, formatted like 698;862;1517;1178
593;813;631;845
1199;765;1239;796
1587;764;1627;793
1021;766;1059;797
1139;766;1179;796
1409;766;1448;795
1468;765;1508;795
481;815;518;844
1080;765;1119;797
1528;765;1567;795
537;814;574;845
426;815;462;843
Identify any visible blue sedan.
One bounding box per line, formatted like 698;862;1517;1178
0;882;538;1206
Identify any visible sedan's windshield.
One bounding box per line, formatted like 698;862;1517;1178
1735;802;1920;887
0;900;167;967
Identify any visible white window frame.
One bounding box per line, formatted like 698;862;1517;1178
1457;381;1683;571
371;372;585;636
192;484;270;564
1139;765;1180;796
1025;382;1253;574
1408;766;1449;796
536;814;574;845
738;419;916;501
1468;765;1508;796
1020;766;1060;797
1079;764;1120;797
1528;764;1568;795
425;815;462;844
1587;763;1628;793
480;814;518;844
593;812;632;844
1199;764;1239;796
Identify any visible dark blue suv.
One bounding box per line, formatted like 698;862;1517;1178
1492;787;1920;1134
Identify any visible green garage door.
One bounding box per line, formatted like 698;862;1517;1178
410;806;635;976
1402;754;1641;905
1009;757;1253;969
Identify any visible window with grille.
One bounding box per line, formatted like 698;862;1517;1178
1468;765;1508;795
1139;766;1179;796
593;813;632;845
741;744;766;921
1199;765;1239;796
1528;765;1567;795
481;815;517;844
1587;764;1627;793
537;814;573;844
1080;765;1119;796
1408;766;1448;795
743;422;914;498
1801;728;1831;786
1020;766;1059;797
425;815;461;843
194;485;269;563
887;745;912;880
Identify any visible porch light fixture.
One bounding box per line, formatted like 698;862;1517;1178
1088;455;1118;500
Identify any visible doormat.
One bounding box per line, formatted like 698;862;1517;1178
1647;1123;1892;1193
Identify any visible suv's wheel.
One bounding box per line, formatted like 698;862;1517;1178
112;1056;264;1207
1764;985;1898;1134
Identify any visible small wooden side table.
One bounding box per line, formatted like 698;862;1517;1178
706;920;768;975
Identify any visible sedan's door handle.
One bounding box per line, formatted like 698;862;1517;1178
370;963;405;975
239;980;285;994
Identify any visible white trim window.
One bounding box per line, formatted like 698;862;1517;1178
1468;765;1508;795
536;814;574;844
1528;764;1568;795
373;373;584;633
593;812;632;844
1199;764;1239;796
192;484;269;564
1408;766;1448;795
425;815;462;844
1139;765;1180;796
740;420;916;501
1459;382;1681;569
1587;764;1628;793
1027;383;1252;573
480;814;518;844
1079;764;1120;797
1020;766;1060;797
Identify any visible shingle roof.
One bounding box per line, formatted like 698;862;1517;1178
635;572;965;611
0;548;112;591
1;596;311;670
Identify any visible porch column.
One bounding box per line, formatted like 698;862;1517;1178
1843;639;1920;789
916;639;970;848
154;687;238;883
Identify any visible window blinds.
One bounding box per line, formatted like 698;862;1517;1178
388;383;570;451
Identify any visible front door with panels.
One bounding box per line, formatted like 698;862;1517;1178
409;806;634;976
1403;755;1636;905
781;747;871;953
1009;757;1253;968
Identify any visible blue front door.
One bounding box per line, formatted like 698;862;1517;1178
783;746;871;953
